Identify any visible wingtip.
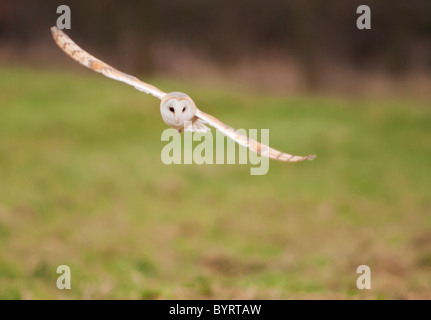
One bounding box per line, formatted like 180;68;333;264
307;154;317;160
50;26;59;37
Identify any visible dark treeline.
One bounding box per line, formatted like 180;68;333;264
1;0;430;88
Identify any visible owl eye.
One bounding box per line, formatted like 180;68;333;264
182;107;186;112
169;107;175;113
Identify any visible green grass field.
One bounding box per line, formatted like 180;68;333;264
0;67;430;299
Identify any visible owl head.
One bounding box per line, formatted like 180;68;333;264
160;92;198;130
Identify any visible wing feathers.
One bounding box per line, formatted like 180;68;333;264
196;110;315;162
51;27;166;100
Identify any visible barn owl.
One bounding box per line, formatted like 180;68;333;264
51;27;315;162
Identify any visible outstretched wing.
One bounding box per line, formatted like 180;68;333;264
51;27;166;100
196;110;316;162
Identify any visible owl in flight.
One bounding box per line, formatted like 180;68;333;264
51;27;315;163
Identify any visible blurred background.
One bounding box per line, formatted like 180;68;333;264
0;0;430;299
2;0;431;95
